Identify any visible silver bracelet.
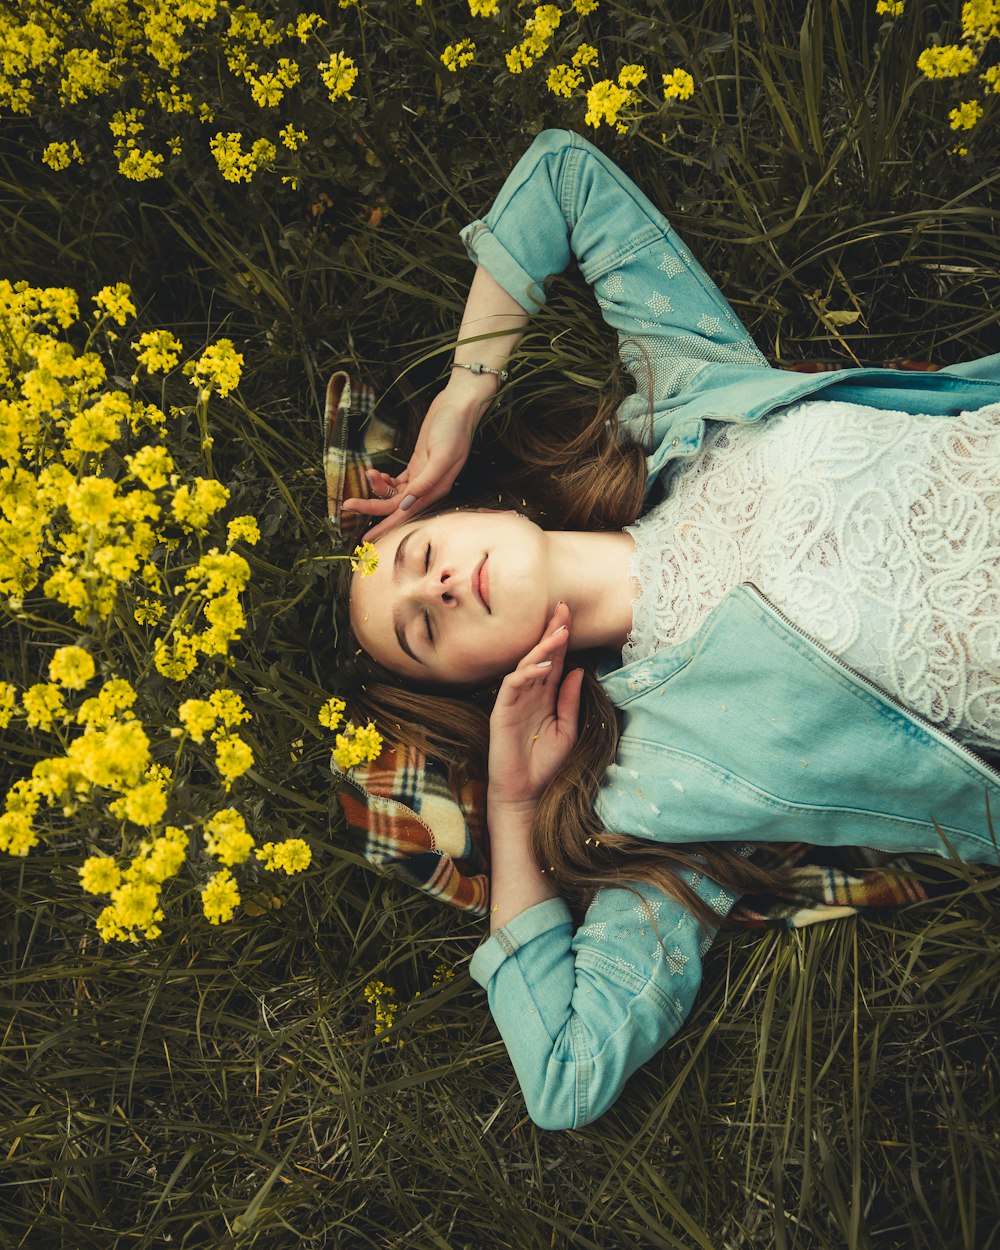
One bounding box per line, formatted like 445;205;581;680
451;361;510;385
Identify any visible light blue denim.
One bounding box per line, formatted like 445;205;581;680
464;129;1000;1130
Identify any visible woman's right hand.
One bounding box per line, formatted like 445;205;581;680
343;370;496;542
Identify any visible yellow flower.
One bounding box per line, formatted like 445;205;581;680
584;79;631;129
171;477;229;530
547;65;583;97
186;338;243;396
136;329;182;373
917;44;978;79
49;646;95;690
226;516;260;546
318;696;346;730
875;0;905;16
0;681;17;730
255;838;312;873
364;979;399;1038
662;68;695;101
351;541;379;575
0;811;38;856
23;683;68;731
279;123;307;150
93;283;137;327
572;44;599;68
983;64;1000;92
441;39;476;72
618;64;647;89
961;0;1000;42
319;52;358;102
79;855;121;894
209;689;251;728
204;808;254;866
949;98;984;129
202;867;240;924
214;733;254;788
122;779;168;827
469;0;500;13
126;444;174;490
208;132;277;183
42;140;83;171
333;720;383;768
574;0;599;12
66;476;117;527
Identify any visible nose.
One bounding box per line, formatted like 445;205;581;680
416;568;456;608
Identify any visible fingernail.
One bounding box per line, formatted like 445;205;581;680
400;494;417;511
551;625;567;636
537;660;552;669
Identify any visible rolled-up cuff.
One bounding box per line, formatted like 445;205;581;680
459;219;549;315
468;896;573;986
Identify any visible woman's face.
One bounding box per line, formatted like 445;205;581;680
349;509;552;685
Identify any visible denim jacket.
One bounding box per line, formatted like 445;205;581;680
464;129;1000;1130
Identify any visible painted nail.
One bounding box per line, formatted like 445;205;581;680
537;660;552;669
400;494;417;511
551;625;567;636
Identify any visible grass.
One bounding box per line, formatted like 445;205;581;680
2;1;999;1246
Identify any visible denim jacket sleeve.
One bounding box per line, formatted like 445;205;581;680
468;872;737;1130
459;128;770;448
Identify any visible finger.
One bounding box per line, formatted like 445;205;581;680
342;495;400;516
555;667;585;735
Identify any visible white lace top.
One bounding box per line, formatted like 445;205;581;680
624;399;1000;753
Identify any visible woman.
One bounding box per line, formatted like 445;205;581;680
342;130;1000;1130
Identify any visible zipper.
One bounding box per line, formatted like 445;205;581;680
742;582;1000;785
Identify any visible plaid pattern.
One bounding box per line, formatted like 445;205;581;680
326;368;931;925
324;370;398;544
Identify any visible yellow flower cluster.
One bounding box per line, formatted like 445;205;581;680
0;2;334;183
547;64;584;98
320;697;383;769
364;979;399;1040
506;4;563;74
350;541;379;575
177;690;254;790
183;338;244;396
441;39;477;72
255;838;312;874
319;52;359;101
468;0;500;16
662;68;695;101
914;0;999;144
208;131;277;183
875;0;905;16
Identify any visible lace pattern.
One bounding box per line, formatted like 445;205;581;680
624;400;1000;752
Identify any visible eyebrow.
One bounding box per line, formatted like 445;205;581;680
391;529;422;665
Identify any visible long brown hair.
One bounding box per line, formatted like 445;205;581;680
344;375;788;925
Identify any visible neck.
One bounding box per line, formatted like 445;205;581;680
545;530;636;652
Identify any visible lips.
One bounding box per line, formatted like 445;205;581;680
472;556;491;612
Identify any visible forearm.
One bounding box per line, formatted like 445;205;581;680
453;265;528;380
487;800;558;934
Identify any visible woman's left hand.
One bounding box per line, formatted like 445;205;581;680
487;602;584;816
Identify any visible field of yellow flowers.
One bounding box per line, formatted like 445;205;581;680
2;1;999;1247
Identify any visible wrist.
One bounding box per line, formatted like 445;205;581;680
446;363;502;403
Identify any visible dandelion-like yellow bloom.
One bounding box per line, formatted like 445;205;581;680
351;541;379;575
202;867;241;924
79;855;121;894
49;646;95;690
441;39;476;72
318;696;346;730
256;838;312;874
66;476;117;528
121;779;168;827
319;52;358;101
949;98;984;128
662;68;695;101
